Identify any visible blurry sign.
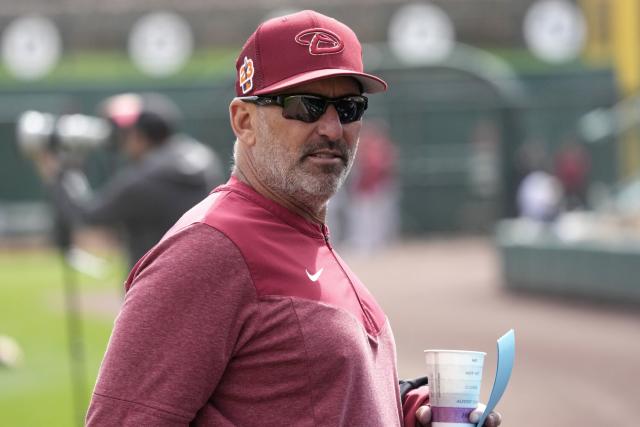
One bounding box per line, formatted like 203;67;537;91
388;2;455;65
128;11;194;77
523;0;586;64
1;15;61;80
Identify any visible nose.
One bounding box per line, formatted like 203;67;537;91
315;104;343;141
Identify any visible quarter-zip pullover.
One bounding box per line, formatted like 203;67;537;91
87;177;403;426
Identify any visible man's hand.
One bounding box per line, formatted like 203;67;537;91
415;403;502;426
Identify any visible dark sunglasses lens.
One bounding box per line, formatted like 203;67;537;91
282;96;326;123
335;98;366;123
280;95;367;123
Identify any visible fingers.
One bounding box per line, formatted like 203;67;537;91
469;408;502;427
415;405;431;426
418;403;501;427
486;411;503;426
469;405;485;423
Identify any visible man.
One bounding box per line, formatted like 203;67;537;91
33;93;223;267
86;11;502;426
344;120;399;255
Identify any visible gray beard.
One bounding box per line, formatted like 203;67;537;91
252;124;356;211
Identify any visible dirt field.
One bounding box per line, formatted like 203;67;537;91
70;236;640;426
345;237;640;427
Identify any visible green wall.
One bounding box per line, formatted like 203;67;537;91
0;67;619;235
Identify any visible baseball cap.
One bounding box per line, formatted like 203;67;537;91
235;10;387;96
100;92;181;129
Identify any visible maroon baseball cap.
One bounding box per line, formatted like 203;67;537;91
235;10;387;96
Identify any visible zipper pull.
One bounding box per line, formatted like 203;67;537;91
321;224;333;249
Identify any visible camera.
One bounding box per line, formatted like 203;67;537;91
16;110;113;157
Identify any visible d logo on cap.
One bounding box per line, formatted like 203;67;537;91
233;10;387;96
295;28;344;56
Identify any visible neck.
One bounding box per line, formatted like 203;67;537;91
233;155;327;225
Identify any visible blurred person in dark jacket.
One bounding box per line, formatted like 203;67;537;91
32;93;224;268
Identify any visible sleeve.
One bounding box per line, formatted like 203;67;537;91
86;223;257;426
400;377;430;427
48;167;145;226
399;376;428;401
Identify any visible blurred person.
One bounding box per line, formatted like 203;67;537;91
510;139;548;217
554;137;591;210
85;11;502;427
517;168;563;222
325;182;350;245
345;119;399;255
468;118;500;199
513;139;562;221
461;118;502;231
32;93;224;268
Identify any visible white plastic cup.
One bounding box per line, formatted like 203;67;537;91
424;349;486;427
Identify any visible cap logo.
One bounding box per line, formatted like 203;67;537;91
239;56;255;94
295;28;344;55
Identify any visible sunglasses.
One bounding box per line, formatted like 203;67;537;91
238;94;368;124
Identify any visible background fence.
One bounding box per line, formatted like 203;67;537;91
0;64;619;235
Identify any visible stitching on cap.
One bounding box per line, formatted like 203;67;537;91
254;23;265;92
307;10;318;27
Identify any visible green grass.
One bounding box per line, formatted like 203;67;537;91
0;48;238;88
0;248;125;426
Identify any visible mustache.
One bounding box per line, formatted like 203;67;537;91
301;139;352;162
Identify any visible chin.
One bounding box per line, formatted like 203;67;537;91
305;176;343;198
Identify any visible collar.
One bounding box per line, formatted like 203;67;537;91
214;176;328;240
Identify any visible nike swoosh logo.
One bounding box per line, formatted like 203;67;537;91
306;267;324;282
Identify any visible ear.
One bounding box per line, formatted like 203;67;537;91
229;99;256;146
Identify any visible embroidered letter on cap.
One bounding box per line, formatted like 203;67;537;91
295;28;344;55
239;56;255;94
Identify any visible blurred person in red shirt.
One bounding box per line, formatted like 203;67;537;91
554;137;591;210
345;119;399;255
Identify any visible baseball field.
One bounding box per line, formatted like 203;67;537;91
0;246;122;426
1;237;639;426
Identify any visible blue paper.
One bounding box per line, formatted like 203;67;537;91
476;329;515;427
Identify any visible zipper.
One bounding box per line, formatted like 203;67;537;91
322;223;379;336
321;223;333;250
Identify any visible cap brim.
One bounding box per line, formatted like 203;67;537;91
253;68;387;95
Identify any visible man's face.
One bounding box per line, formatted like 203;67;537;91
250;77;362;207
122;128;148;162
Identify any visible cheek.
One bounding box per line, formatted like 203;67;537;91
345;123;362;144
258;112;311;154
345;125;361;153
279;129;314;158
